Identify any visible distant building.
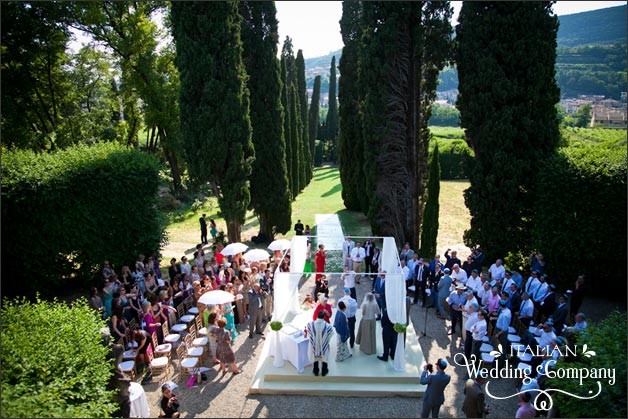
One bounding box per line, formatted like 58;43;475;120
590;105;627;129
560;98;590;114
598;98;624;109
436;89;458;104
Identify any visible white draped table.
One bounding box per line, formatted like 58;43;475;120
129;382;150;418
279;329;311;373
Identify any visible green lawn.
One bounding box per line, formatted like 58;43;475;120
161;164;470;262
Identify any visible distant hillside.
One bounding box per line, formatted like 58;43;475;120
557;5;627;47
305;6;627;98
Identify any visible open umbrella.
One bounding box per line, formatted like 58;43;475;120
221;242;249;256
243;248;271;263
198;290;236;305
268;238;291;251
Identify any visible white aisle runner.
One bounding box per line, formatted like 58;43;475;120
314;214;344;251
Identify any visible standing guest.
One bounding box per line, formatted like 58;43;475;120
103;278;116;318
339;288;358;348
205;311;220;365
160;383;180;418
471;247;485;271
401;260;412;288
89;287;105;317
464;303;480;360
569;275;586;320
451;264;468;285
377;310;397;362
314;244;326;282
120;265;134;286
341;266;357;300
511;270;524;289
356;293;380;354
494;300;512;356
209;219;218;241
179;256;191;277
436;269;452;319
429;254;444;273
447;283;467;337
501;271;516;294
314;274;329;303
261;269;274;322
477;282;491;310
444;249;461;271
313;295;333;323
533;274;550;305
152;253;162;281
373;271;387;318
199;213;208;245
488;259;506;283
551;294;569;336
248;283;265;338
530;252;546;276
486;287;501;318
364;239;375;276
342;236;355;269
462;372;488;418
294;219;304;235
223;301;238;342
168;258;180;283
371;247;381;277
515;392;535;419
524;271;541;301
462;291;479;344
133;329;151;373
428;263;444;309
573;312;588;331
109;301;128;343
307;310;334;376
462;255;475;277
539;283;557;322
334;301;352;361
102;261;115;281
215;318;241;374
350;241;366;284
465;270;482;296
399;242;415;264
517;292;535;328
414;258;429;306
420;359;451;418
304;224;311;236
471;310;488;368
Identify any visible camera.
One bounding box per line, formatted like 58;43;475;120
426;363;433;373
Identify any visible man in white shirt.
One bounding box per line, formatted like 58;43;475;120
501;271;516;295
350;241;366;284
341;266;357;300
338;287;358;348
464;302;480;359
535;322;556;352
451;263;468;285
342;236;355;269
462;291;478;345
466;270;482;295
179;256;191;276
525;271;541;301
533;274;549;303
517;292;535;327
471;309;488;367
407;254;419;284
400;260;411;287
488;259;505;283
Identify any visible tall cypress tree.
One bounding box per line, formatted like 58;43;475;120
325;55;339;161
171;1;253;243
419;142;440;258
308;75;321;160
339;0;364;211
296;50;312;185
280;55;293;198
289;84;302;194
239;1;291;239
456;2;560;260
360;2;452;248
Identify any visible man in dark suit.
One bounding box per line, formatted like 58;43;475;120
364;239;375;276
377;309;397;362
427;263;444;309
294;219;304;235
370;247;381;280
539;284;558;321
552;294;569;336
420;358;452;418
248;283;266;338
462;372;488;418
199;214;208;245
414;258;430;306
373;271;386;319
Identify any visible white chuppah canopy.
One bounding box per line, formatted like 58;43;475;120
272;235;406;372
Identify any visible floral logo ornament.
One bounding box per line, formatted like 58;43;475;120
582;344;596;358
489;344;504;358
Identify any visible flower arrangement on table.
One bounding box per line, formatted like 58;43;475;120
270;321;283;332
393;322;407;334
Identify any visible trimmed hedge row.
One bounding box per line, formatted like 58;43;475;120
533;143;627;292
1;297;116;417
1;143;165;297
429;138;474;180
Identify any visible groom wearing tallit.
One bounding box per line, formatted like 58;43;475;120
307;310;334;376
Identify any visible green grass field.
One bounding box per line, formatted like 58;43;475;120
161;164;470;262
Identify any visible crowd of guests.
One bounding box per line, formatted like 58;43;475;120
398;243;590;418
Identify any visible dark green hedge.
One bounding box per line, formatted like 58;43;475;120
1;143;165;297
1;297;116;417
429;138;474;180
533;144;627;292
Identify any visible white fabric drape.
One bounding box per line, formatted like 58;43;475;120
382;237;406;371
273;236;309;323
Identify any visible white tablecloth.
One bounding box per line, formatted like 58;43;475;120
279;329;311;373
129;382;150;418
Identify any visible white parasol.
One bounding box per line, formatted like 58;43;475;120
198;290;236;305
267;238;292;251
243;248;271;262
221;242;249;256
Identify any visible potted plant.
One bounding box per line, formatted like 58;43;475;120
270;321;284;368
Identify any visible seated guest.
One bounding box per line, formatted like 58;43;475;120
573;312;587;331
534;321;556;352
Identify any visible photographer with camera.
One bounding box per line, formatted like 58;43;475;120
160;383;180;418
420;358;451;418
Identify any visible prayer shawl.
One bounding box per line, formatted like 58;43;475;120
307;319;333;362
